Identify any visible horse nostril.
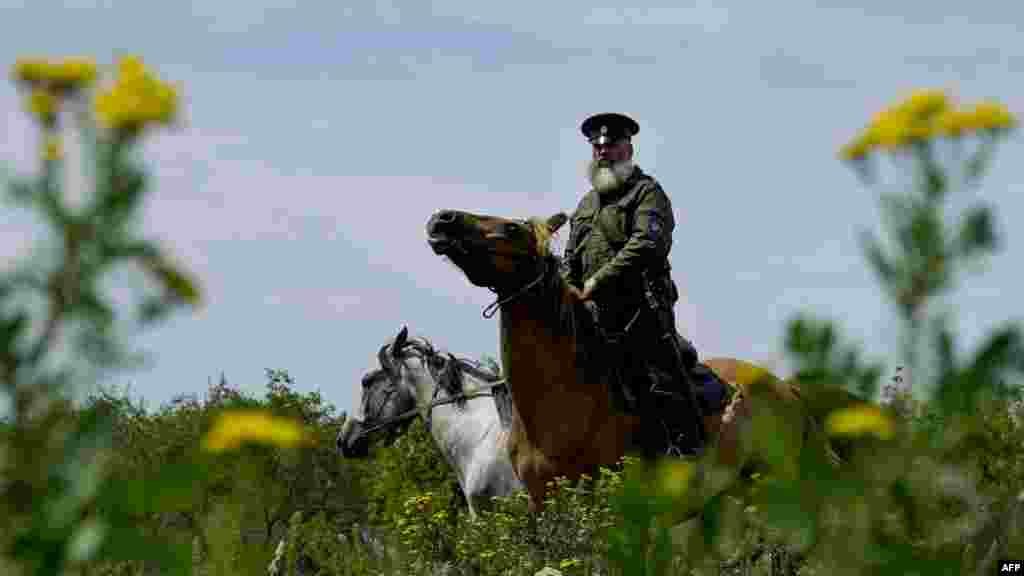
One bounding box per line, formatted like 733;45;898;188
427;210;460;238
431;210;458;230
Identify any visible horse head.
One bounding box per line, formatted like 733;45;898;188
337;325;480;458
426;209;568;294
337;326;419;457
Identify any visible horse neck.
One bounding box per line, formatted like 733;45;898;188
498;283;587;435
411;363;507;490
407;360;501;441
403;358;440;407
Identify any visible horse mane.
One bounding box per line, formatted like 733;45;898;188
521;220;606;372
384;334;505;410
526;218;556;257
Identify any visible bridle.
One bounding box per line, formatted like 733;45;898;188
348;345;507;443
481;262;550;319
460;218;554;320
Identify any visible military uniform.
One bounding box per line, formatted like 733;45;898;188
561;112;704;457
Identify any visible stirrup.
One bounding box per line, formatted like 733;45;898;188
665;441;702;459
660;422;704;459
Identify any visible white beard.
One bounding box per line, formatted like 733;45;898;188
587;158;635;194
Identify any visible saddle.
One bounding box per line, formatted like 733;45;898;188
584;301;731;420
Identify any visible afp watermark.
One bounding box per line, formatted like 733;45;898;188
1000;560;1022;574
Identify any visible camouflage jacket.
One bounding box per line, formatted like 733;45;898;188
560;166;678;331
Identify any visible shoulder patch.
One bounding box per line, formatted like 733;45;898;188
647;211;664;239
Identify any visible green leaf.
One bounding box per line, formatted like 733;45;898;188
965;134;995;184
7;179;37;206
889;478;923;538
75;329;125;367
139;253;202;307
96;164;147;230
108;239;160;261
701;491;724;549
101;522;193;576
962;325;1021;401
861;232;897;285
66;517;108;564
856;362;884;400
918;144;948;201
0;308;29;352
77;287;115;330
100;460;201;517
956;204;998;261
753;481;814;537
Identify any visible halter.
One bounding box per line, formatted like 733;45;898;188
349;345;507;443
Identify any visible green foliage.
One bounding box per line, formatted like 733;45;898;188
361;416;462;527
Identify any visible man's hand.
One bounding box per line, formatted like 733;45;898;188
567;284;585;302
568;277;597;302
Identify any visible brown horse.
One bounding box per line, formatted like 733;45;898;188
425;208;851;522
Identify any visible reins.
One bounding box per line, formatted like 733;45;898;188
482;268;547;319
351;379;507;439
480;222;557;319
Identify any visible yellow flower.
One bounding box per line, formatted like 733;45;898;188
891;89;948;120
656;460;695;498
50;57;97;90
825;403;895;440
26;88;60;125
963;101;1017;132
872;111;915;150
94;55;179;132
43;135;62;161
118;56;146;79
11;57;49;84
839;132;873;161
12;57;96;91
839;89;952;158
201;409;311;453
933;109;973;138
733;361;772;386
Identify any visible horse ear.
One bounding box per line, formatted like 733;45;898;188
546;212;568;234
392;325;409;354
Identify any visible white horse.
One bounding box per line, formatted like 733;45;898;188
270;326;523;575
337;325;524;515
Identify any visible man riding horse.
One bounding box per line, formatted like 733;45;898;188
561;112;724;458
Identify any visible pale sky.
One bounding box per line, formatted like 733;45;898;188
2;1;1022;417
